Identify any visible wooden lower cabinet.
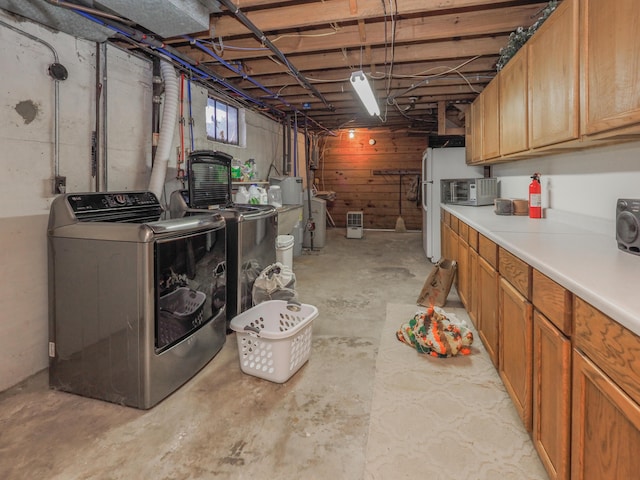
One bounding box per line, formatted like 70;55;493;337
441;221;450;260
445;210;640;479
499;278;533;431
448;224;459;263
468;247;479;328
572;297;640;480
478;256;499;367
457;236;470;308
571;350;640;480
533;310;572;480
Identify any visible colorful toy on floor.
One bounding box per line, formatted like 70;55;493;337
396;307;473;357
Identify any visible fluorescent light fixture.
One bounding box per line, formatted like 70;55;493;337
350;70;380;116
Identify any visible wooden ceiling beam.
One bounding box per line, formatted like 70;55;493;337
270;86;478;105
177;5;544;62
224;56;497;88
202;35;507;78
249;82;484;101
208;0;543;38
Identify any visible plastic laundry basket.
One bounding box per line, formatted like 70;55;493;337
229;299;318;383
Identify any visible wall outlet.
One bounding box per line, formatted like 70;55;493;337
55;176;66;194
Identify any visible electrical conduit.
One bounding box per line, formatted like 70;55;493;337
148;60;179;200
0;18;62;193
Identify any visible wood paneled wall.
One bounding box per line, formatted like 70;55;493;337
315;129;427;230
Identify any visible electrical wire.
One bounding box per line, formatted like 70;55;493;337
271;25;340;43
385;0;398;96
386;55;486;102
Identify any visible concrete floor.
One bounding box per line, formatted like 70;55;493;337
0;228;516;479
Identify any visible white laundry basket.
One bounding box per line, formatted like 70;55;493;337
229;300;318;383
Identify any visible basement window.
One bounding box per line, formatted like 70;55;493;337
206;97;240;146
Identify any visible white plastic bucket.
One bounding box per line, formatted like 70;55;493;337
276;234;295;270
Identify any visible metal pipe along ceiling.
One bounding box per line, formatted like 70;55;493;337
217;0;335;112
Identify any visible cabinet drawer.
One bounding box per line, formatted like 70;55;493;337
459;221;469;243
450;215;459;234
532;270;572;335
468;227;479;251
574;296;640;406
499;248;531;300
443;209;450;226
479;234;498;269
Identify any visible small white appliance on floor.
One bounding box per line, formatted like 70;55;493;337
346;211;364;239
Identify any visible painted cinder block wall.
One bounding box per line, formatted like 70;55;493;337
0;11;284;392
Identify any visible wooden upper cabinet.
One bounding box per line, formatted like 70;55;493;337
482;79;500;160
465;102;473;164
528;0;580;148
499;45;529;156
582;0;640;136
470;96;483;164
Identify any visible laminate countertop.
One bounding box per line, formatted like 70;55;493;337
442;205;640;337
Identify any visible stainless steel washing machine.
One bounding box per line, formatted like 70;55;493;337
48;191;227;409
168;150;277;326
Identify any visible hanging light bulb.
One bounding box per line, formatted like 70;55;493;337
348;129;355;139
350;70;380;116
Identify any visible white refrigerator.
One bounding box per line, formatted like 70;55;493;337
422;147;485;262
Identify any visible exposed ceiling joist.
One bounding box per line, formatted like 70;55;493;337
6;0;552;132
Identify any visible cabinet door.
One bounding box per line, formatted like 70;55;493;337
448;225;459;263
571;350;640;480
499;45;529;156
468;247;479;328
465;102;473;164
482;79;500;160
470;96;483;164
533;311;571;480
528;0;579;148
441;221;450;260
457;237;470;309
499;278;533;430
582;0;640;135
478;256;499;367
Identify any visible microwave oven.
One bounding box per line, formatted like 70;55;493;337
441;178;498;206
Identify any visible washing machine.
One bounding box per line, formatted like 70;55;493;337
169;150;277;326
48;191;227;409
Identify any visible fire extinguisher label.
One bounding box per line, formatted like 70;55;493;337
530;193;542;207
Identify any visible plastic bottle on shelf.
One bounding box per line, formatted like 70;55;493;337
236;186;250;204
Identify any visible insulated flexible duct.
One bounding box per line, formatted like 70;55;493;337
148;60;179;200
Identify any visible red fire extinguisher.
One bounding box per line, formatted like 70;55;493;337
529;173;542;219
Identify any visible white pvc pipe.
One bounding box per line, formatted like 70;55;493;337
148;60;179;200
